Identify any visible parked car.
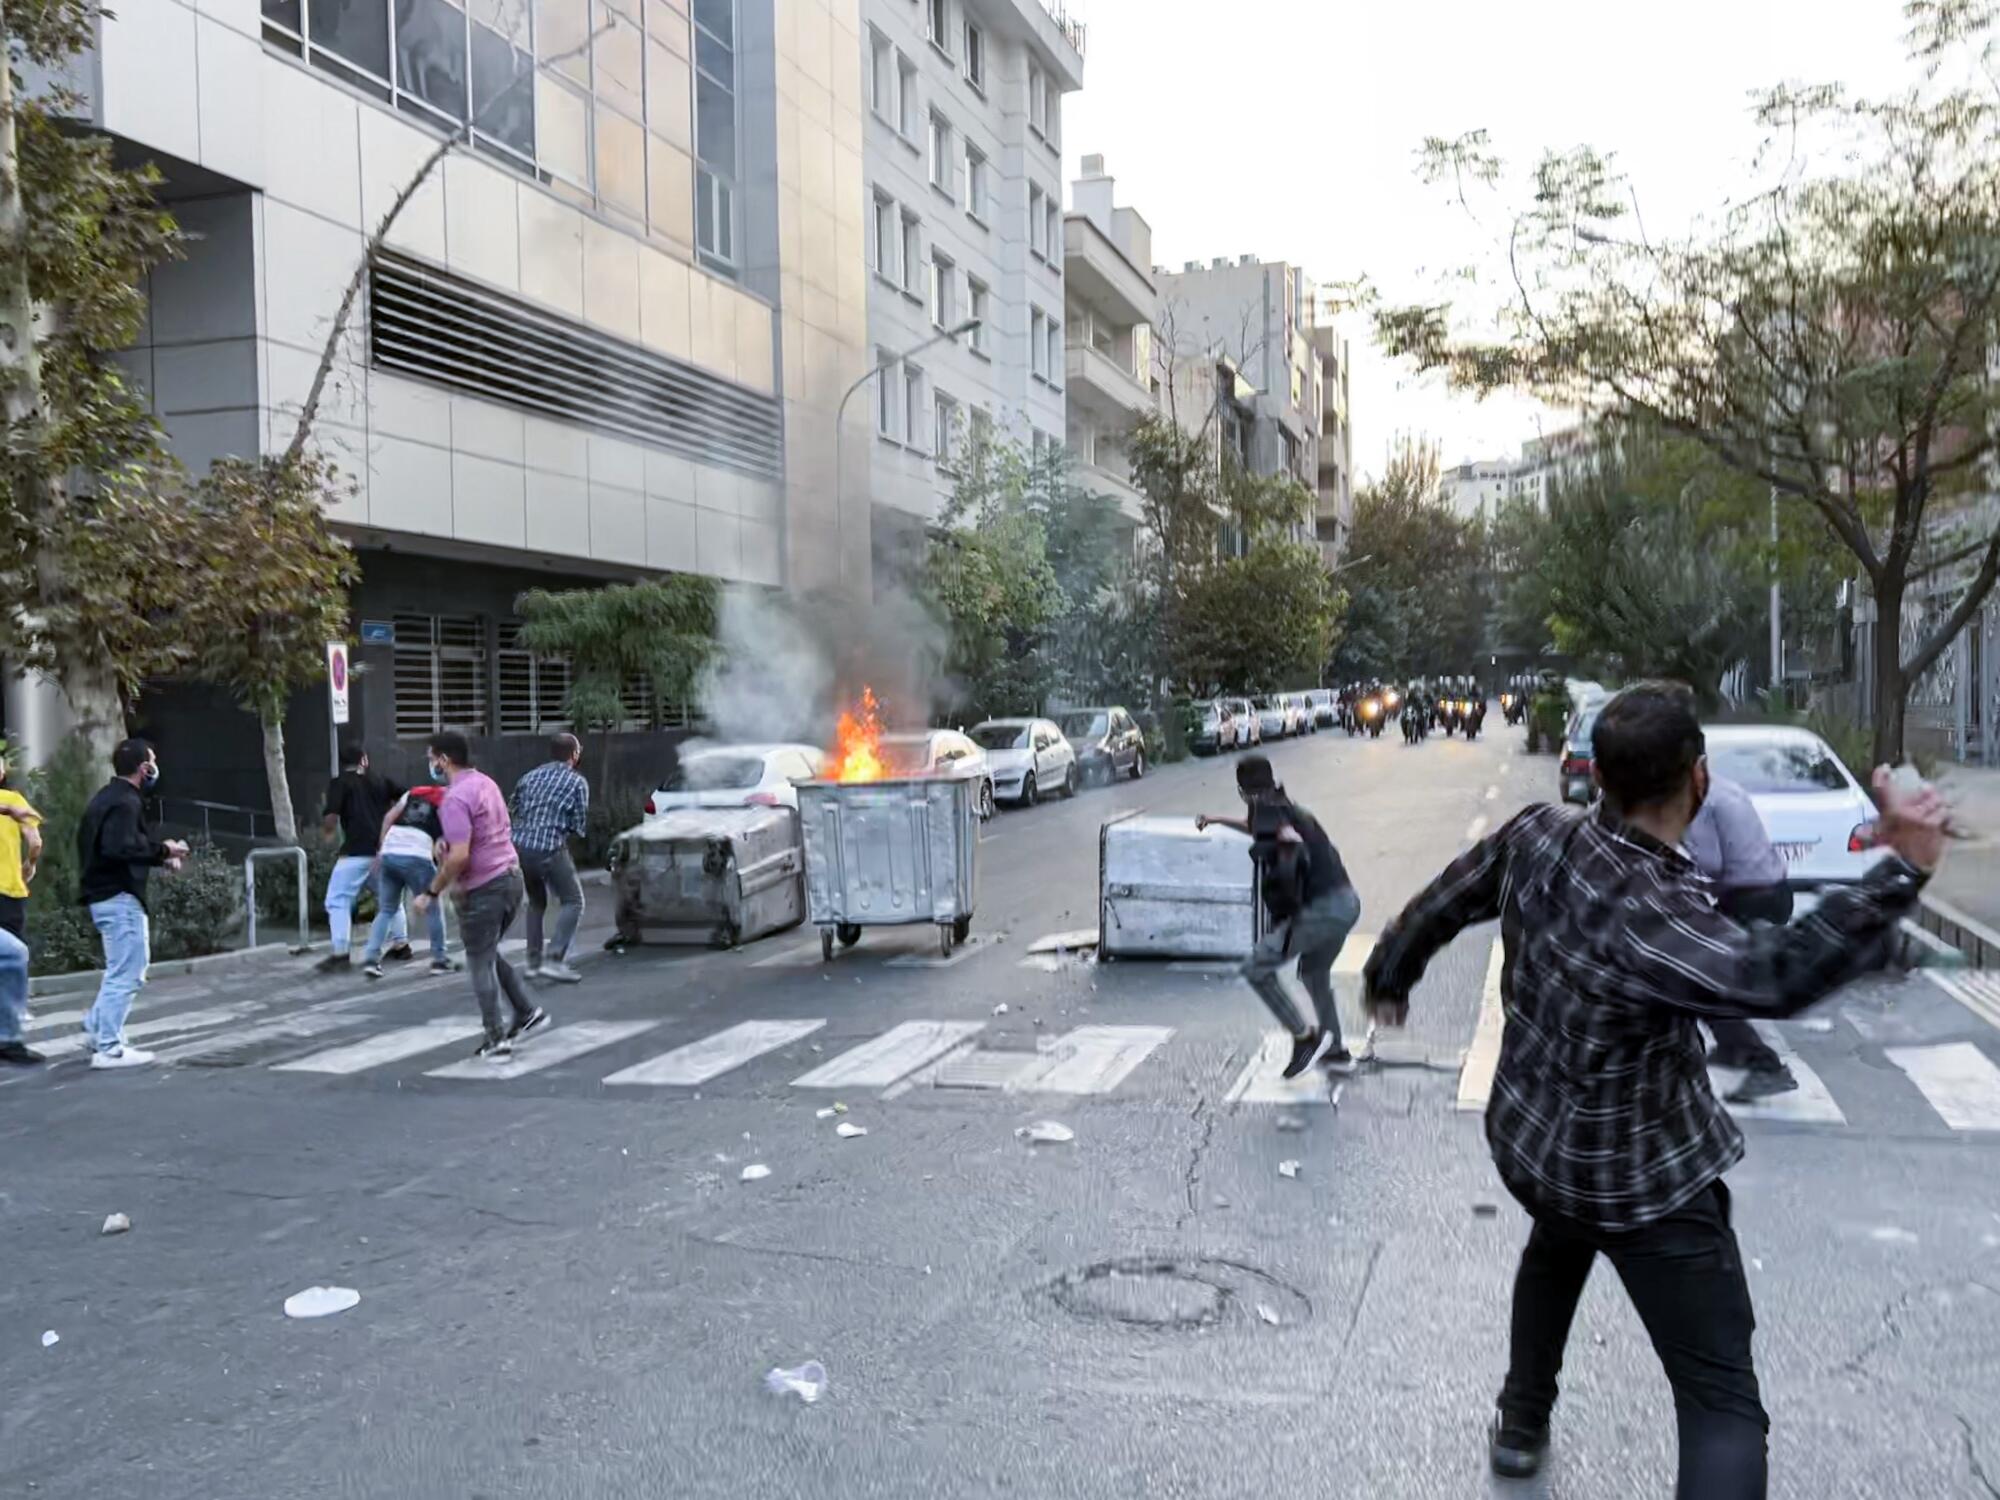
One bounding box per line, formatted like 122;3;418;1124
1227;697;1264;747
1702;726;1892;902
1061;706;1147;784
1304;688;1337;729
1188;699;1241;756
647;743;825;816
1255;696;1293;740
878;729;996;818
1287;692;1318;735
970;718;1080;805
1558;700;1605;804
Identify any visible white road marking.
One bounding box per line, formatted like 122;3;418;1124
1457;940;1507;1112
750;941;824;969
884;935;995;969
152;997;386;1064
1165;959;1240;974
36;1002;265;1061
1926;971;2000;1033
603;1018;825;1087
1334;933;1377;975
1027;929;1100;954
791;1020;986;1089
24;1006;89;1035
1709;1022;1845;1125
1004;1025;1175;1095
274;1019;484;1074
1464;815;1490;843
1485;785;1499;801
1225;1031;1339;1107
428;1019;658;1080
1885;1042;2000;1131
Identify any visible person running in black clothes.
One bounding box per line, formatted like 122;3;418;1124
1199;754;1362;1078
1362;682;1947;1497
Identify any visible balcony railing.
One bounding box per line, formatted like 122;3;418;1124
1039;0;1087;56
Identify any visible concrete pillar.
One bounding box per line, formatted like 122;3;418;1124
2;668;76;768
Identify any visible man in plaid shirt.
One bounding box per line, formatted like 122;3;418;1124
1364;683;1948;1496
510;734;591;983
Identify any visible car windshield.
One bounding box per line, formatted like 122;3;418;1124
1061;713;1108;738
970;724;1029;750
878;738;933;773
1569;709;1600;746
665;754;764;792
1709;742;1851;794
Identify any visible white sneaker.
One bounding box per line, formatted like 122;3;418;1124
90;1045;157;1071
540;960;583;985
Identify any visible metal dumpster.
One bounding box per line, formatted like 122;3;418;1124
1098;815;1263;960
797;776;980;959
606;807;805;947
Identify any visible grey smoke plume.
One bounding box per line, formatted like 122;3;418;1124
697;585;956;745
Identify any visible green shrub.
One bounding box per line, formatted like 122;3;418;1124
20;736;101;976
151;842;244;960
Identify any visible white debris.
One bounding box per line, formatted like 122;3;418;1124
810;1043;824;1053
832;1101;849;1114
1800;1018;1836;1034
1275;1115;1307;1133
835;1122;868;1139
1752;1257;1764;1271
40;1330;58;1348
740;1164;771;1182
283;1286;361;1319
1278;1160;1301;1179
100;1213;131;1236
1870;1226;1919;1245
992;1003;1009;1016
815;1107;837;1120
1255;1304;1281;1327
764;1360;827;1404
1015;1121;1075;1145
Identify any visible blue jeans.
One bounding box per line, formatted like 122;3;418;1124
326;854;406;956
0;925;28;1044
86;894;149;1052
363;855;447;963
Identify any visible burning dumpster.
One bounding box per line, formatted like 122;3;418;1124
606;807;805;948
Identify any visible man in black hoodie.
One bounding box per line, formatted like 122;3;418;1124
77;739;187;1070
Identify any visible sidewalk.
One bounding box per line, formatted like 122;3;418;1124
1928;763;2000;951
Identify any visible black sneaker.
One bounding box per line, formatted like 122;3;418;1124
385;942;416;962
1726;1065;1799;1104
429;958;458;975
1489;1410;1550;1479
474;1036;514;1062
507;1008;551;1043
0;1040;45;1066
1281;1030;1324;1079
1706;1043;1759;1069
1320;1047;1358;1076
313;952;351;974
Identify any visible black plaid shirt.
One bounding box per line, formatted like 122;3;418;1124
1364;803;1926;1231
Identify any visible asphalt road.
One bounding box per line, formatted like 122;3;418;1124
4;726;2000;1499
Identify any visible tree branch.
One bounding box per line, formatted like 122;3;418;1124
1902;523;2000;684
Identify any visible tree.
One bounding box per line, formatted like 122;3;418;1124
0;0;187;754
1377;2;2000;761
1170;543;1345;696
925;507;1063;724
1129;413;1222;595
1337;437;1487;676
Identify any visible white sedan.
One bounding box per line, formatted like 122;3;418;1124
969;718;1080;806
1703;726;1892;900
646;743;824;816
879;729;996;819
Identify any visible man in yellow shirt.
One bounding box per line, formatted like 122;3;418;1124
0;750;44;1066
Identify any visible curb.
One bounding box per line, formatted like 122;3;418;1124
1916;892;2000;970
30;939;308;998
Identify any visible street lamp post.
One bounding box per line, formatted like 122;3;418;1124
833;318;983;584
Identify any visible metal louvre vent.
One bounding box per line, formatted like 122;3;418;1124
393;613;488;739
368;251;783;483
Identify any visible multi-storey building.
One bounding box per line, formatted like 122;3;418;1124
858;0;1084;578
1308;290;1354;565
1060;154;1153;538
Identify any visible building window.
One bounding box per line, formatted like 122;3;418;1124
905;363;927;454
1028;184;1046;258
872;191;897;280
1030;308;1048;380
963;20;984;89
926;0;949;53
1044;88;1060;146
934;390;960;467
967;277;989;354
963;143;988;221
901;210;922;298
693;0;738;272
1028;64;1047;139
927;111;953;196
1047;316;1062;388
896;51;918;139
876;348;900;440
930;249;956;329
970;406;994;451
392;613;488;738
869;26;893;119
497;621;573;734
1045;198;1060;266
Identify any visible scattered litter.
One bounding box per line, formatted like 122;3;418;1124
992;1003;1009;1016
1472;1202;1499;1219
924;1265;933;1276
763;1360;827;1404
40;1330;58;1348
621;1148;629;1157
1278;1160;1301;1179
1752;1257;1764;1271
1212;1195;1231;1209
1275;1115;1307;1133
835;1122;868;1139
810;1044;824;1053
1255;1303;1281;1327
1032;1017;1044;1028
100;1213;131;1236
1015;1121;1075;1145
1800;1017;1836;1034
1593;1332;1606;1346
740;1164;771;1182
283;1286;361;1319
832;1101;849;1114
1870;1225;1919;1245
815;1107;837;1120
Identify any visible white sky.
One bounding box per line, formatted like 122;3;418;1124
1062;0;1914;482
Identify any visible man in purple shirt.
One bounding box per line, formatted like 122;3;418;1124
412;732;548;1061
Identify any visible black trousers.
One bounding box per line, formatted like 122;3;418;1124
1707;885;1797;1072
1500;1180;1769;1500
0;893;25;940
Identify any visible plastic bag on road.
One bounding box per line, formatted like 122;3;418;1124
101;1213;131;1236
835;1122;868;1138
740;1164;771;1182
1015;1121;1074;1145
764;1360;827;1404
1278;1160;1301;1179
40;1330;58;1348
284;1286;361;1319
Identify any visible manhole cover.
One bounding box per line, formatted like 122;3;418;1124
1044;1256;1311;1331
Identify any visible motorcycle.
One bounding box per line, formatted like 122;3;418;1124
1359;695;1386;738
1462;698;1485;741
1500;691;1525;727
1401;701;1428;743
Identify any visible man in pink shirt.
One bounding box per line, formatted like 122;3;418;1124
412;732;548;1061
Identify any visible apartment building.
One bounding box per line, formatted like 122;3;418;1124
8;0;875;807
1061;154;1153;535
1309;290;1354;565
1444;424;1600;527
858;0;1084;577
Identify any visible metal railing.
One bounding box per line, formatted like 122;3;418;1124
1038;0;1087;55
159;796;280;843
245;847;309;952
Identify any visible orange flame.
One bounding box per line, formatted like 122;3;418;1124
826;686;887;783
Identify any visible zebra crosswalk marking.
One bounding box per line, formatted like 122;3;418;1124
1225;1032;1340;1107
1926;971;2000;1033
1003;1025;1175;1095
428;1020;659;1080
1706;1022;1845;1125
275;1019;484;1074
35;1002;266;1062
151;997;387;1065
1885;1042;2000;1131
790;1020;986;1089
602;1019;825;1087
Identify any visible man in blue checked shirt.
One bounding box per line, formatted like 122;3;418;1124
510;733;590;984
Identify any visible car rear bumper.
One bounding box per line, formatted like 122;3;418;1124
1562;777;1592;804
